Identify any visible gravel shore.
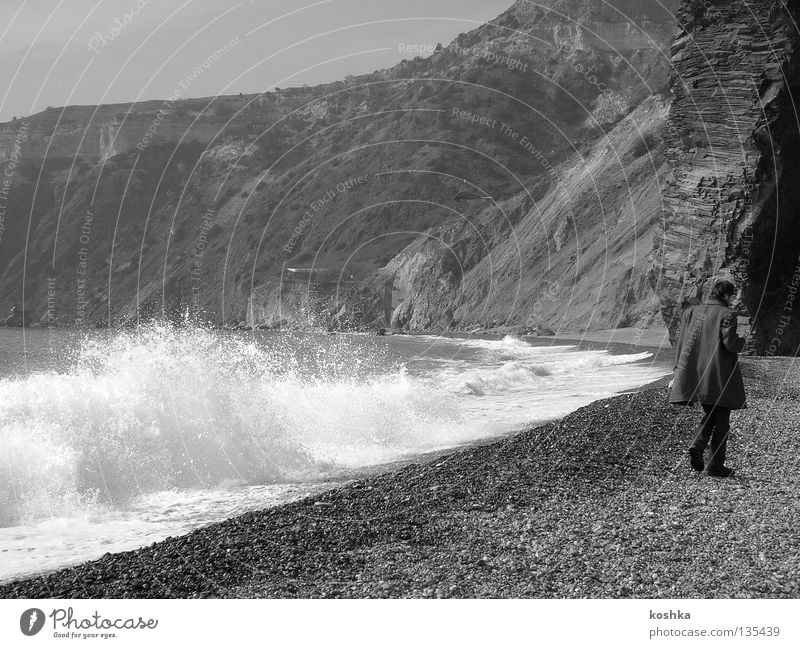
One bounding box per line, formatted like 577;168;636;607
2;357;798;599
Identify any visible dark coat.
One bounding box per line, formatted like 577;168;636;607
669;297;747;409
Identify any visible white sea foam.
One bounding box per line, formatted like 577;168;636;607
421;334;655;396
446;351;654;394
0;325;466;526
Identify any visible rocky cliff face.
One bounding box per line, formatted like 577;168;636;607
652;0;800;355
22;0;798;349
0;0;684;333
353;0;680;333
384;94;670;333
0;97;270;163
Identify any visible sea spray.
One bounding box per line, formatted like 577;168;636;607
0;325;464;526
0;327;668;529
432;335;654;395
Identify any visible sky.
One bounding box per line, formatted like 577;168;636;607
0;0;514;122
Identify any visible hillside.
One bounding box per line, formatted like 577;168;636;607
0;0;741;337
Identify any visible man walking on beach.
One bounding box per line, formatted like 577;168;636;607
669;280;748;478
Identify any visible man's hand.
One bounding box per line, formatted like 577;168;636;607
738;317;752;338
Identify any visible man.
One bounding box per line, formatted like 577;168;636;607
669;280;748;478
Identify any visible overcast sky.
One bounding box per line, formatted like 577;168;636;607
0;0;514;122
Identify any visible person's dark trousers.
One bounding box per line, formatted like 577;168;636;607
692;404;731;470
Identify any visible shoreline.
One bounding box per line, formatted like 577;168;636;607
0;354;670;587
2;356;798;598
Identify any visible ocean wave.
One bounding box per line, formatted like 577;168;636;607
417;334;575;354
0;326;661;527
442;350;654;396
0;325;466;526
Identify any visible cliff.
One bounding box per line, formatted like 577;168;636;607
0;0;682;333
351;0;679;333
23;0;800;349
384;95;670;333
0;97;280;162
652;0;800;355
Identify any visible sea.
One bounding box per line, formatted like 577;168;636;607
0;325;672;582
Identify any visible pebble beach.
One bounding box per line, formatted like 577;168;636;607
1;356;798;599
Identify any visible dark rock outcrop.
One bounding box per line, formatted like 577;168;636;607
652;0;800;355
4;303;30;327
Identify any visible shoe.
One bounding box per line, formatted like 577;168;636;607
688;447;704;472
706;466;735;478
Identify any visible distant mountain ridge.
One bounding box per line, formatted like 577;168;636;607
7;0;795;354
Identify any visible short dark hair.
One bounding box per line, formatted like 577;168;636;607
710;280;736;301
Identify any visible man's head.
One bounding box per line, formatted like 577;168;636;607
710;279;736;305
